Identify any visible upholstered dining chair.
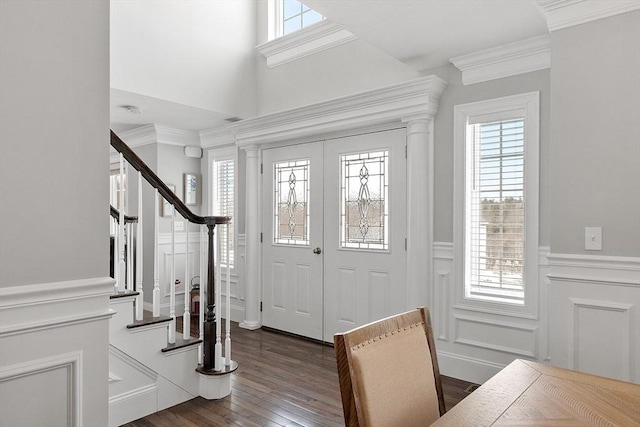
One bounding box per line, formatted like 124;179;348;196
334;307;446;427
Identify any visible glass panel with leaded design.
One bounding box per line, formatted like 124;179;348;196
274;159;310;246
340;150;389;250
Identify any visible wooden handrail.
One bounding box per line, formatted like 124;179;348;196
110;130;229;227
111;129;230;373
110;205;138;223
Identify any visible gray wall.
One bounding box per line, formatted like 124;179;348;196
426;64;551;246
549;11;640;257
254;0;419;115
0;0;110;287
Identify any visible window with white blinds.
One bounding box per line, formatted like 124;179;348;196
466;118;525;303
455;92;539;311
213;158;235;267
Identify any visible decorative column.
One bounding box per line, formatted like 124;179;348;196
404;117;435;308
240;145;261;330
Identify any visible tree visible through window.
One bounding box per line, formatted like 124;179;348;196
466;118;525;303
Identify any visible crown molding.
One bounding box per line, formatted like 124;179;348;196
200;126;235;149
228;75;447;148
536;0;640;32
256;20;358;68
117;124;200;148
450;35;551;86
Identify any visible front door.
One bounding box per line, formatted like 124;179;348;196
262;127;408;342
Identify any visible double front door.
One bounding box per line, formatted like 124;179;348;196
262;128;408;342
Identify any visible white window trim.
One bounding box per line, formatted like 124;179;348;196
207;146;238;272
258;6;357;68
453;92;540;319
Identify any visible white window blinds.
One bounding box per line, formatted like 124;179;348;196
466;118;525;303
214;159;235;267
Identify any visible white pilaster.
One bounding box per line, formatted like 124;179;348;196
240;145;261;330
404;117;435;308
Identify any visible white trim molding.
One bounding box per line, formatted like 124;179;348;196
200;127;235;149
0;277;114;336
450;35;551;86
548;253;640;287
536;0;640;32
117;124;201;148
229;76;447;147
257;20;358;68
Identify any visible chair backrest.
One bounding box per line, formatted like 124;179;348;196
334;307;446;427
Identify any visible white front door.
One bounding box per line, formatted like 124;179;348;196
322;128;407;341
262;128;408;342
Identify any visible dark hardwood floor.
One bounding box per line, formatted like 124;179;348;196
123;320;477;427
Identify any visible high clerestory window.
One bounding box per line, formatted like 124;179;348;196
281;0;324;36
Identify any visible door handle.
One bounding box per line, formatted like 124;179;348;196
312;247;322;254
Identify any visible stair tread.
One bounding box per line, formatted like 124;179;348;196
110;290;140;299
126;311;172;329
161;336;203;353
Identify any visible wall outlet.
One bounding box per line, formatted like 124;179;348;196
174;220;184;232
585;227;602;251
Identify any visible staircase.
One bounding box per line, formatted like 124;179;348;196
107;131;235;426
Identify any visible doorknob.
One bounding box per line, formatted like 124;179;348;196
312;247;322;254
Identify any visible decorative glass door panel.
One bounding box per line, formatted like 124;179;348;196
340;151;389;250
274;159;310;245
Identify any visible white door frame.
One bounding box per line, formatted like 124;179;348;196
229;76;447;330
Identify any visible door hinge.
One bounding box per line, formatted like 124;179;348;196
260;301;263;312
405;238;407;251
405;145;408;159
260;163;263;174
260;232;263;243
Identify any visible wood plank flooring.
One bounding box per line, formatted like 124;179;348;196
123;320;477;427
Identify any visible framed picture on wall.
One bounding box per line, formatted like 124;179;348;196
184;173;199;206
162;184;175;217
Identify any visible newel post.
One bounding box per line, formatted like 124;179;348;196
203;223;217;371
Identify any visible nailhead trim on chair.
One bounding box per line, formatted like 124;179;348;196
351;321;425;350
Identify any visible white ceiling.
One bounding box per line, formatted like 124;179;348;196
110;88;231;134
302;0;549;70
110;0;550;133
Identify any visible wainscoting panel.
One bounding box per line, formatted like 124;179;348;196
0;352;80;427
0;277;113;426
432;242;548;384
548;253;640;383
570;298;632;380
454;315;538;358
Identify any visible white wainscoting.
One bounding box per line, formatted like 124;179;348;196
0;277;114;426
147;232;246;322
432;242;550;384
548;253;640;383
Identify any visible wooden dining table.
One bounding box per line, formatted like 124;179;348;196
432;359;640;426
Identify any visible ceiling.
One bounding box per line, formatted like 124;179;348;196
302;0;549;70
110;0;550;134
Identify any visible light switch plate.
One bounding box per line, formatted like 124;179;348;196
585;227;602;251
174;220;185;231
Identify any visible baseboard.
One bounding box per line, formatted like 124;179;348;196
109;384;157;427
437;351;505;384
